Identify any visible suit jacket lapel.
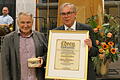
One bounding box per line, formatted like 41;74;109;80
60;25;65;30
32;32;39;57
14;32;19;57
76;22;83;30
13;31;21;69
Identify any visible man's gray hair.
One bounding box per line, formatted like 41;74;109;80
17;12;33;20
60;3;77;13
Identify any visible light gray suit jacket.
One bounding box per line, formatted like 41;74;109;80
1;30;47;80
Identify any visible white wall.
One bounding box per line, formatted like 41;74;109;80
16;0;36;30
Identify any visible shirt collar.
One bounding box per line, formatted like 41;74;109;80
17;29;33;38
64;21;76;30
2;14;8;17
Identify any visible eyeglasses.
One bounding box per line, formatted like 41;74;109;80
60;11;74;16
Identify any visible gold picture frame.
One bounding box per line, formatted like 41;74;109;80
45;30;89;80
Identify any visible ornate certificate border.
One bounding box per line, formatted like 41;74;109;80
45;30;89;80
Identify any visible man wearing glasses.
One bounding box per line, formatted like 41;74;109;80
54;3;98;80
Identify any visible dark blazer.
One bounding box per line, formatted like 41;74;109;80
1;30;47;80
54;22;98;80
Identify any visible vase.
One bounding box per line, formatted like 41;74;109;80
96;62;101;75
100;61;109;76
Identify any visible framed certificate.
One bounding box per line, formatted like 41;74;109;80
45;30;89;80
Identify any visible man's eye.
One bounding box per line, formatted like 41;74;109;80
20;22;31;24
67;12;71;15
61;11;74;16
61;13;66;15
20;22;25;24
27;22;32;24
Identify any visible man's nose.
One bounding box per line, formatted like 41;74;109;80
64;14;69;17
24;23;28;26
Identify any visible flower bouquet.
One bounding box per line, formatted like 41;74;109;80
87;14;120;76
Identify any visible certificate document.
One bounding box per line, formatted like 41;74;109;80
45;30;89;80
55;39;80;71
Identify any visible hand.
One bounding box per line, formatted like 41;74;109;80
0;24;9;27
38;57;43;67
84;38;92;49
